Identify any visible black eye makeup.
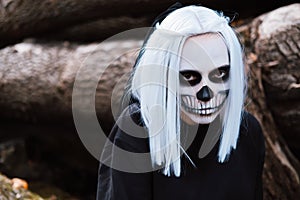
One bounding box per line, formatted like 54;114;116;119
208;65;230;83
179;70;201;86
179;65;230;85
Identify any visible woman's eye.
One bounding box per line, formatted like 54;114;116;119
179;71;201;86
183;73;196;81
209;66;230;83
214;70;226;78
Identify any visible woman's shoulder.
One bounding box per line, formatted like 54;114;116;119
109;103;149;153
241;111;261;130
116;103;144;127
239;111;265;154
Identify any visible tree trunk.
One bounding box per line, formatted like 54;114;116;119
253;4;300;155
0;0;297;47
237;3;300;199
0;39;141;131
42;16;152;43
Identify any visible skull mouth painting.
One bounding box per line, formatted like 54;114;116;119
181;90;229;116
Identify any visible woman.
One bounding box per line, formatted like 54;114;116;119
97;4;265;200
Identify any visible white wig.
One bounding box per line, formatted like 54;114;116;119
130;5;245;176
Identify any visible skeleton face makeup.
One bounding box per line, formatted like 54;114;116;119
179;33;230;125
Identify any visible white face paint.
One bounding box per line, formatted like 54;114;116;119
179;33;230;125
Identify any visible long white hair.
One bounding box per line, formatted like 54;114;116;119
129;5;245;176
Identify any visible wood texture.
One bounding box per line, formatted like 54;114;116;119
0;0;296;47
0;39;141;133
238;4;300;199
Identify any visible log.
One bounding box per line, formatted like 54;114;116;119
0;0;297;47
0;38;141;131
237;3;300;199
42;16;152;42
253;4;300;155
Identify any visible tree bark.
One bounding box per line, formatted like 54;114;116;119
42;16;152;43
253;4;300;153
0;0;297;47
0;38;141;131
237;3;300;199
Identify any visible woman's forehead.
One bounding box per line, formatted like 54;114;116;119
180;33;229;71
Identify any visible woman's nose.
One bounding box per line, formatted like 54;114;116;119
196;86;214;101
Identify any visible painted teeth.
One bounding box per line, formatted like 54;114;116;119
181;93;227;115
183;106;218;115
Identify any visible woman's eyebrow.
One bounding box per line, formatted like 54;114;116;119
179;70;201;76
207;65;230;74
179;65;230;73
210;64;230;71
218;64;230;68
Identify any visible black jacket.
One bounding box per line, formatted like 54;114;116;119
97;104;265;200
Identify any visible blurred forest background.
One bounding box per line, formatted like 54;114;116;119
0;0;299;199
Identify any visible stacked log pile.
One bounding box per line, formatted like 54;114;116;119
0;1;299;199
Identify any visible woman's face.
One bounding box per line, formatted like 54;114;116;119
179;33;230;125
